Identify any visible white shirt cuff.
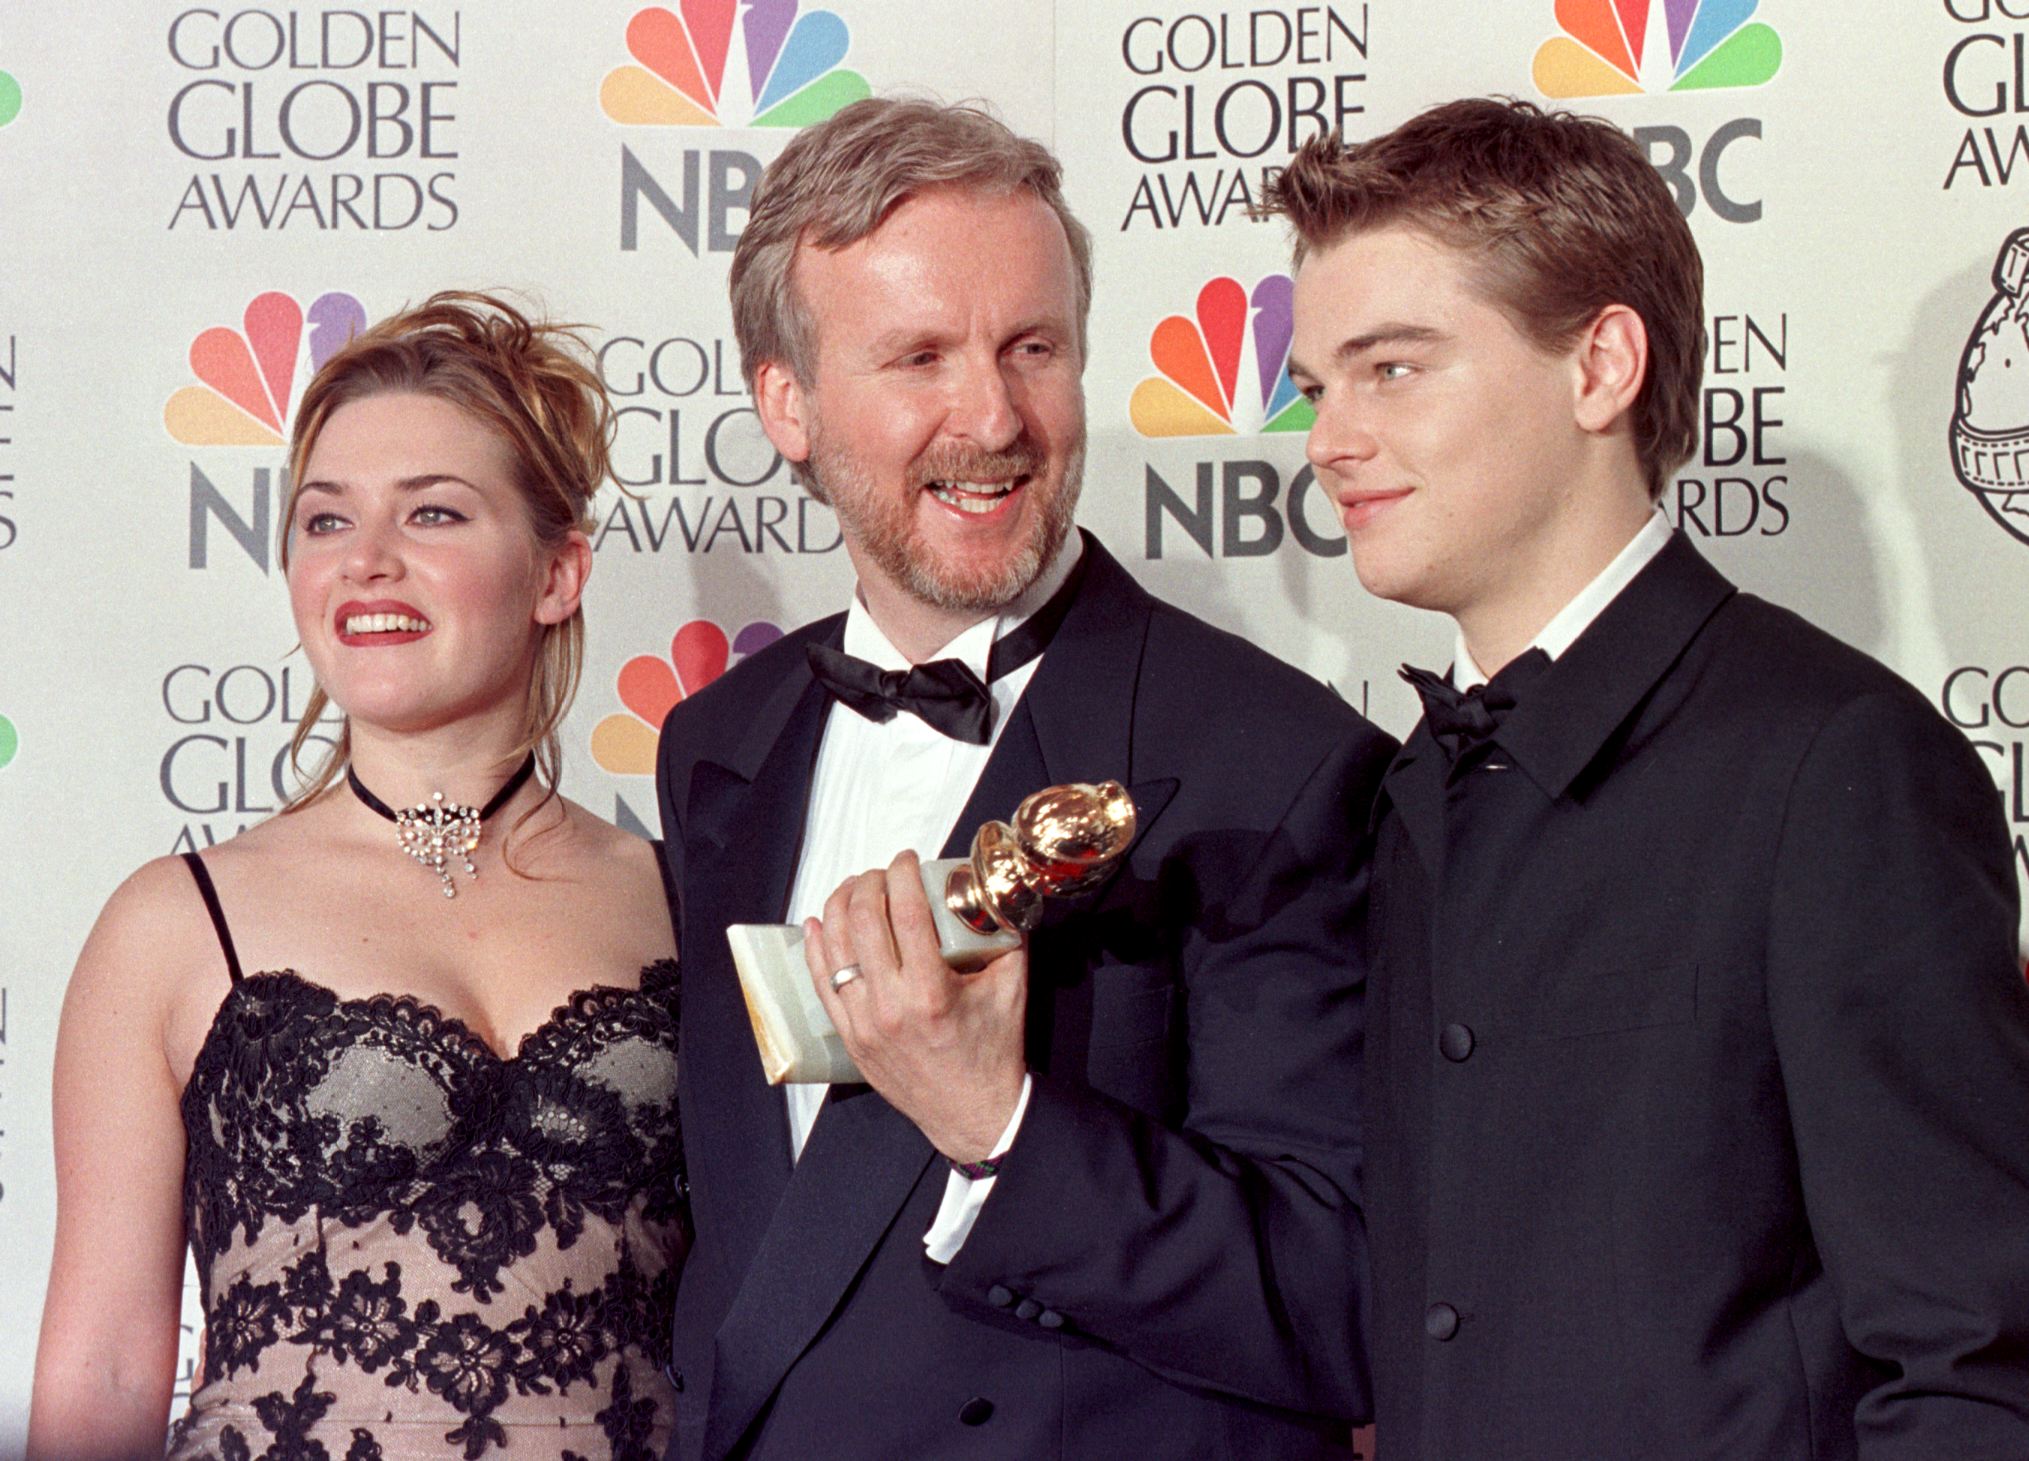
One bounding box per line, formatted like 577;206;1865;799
922;1073;1033;1265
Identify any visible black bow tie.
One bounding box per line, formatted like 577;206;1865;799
807;548;1088;743
1399;647;1552;764
807;647;995;743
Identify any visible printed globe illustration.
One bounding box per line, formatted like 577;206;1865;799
1952;229;2029;548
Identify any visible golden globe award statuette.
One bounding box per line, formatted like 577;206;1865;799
726;781;1138;1085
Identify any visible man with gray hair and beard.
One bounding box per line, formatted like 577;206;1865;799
655;97;1393;1460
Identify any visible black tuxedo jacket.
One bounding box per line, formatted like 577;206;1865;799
654;535;1394;1461
1364;532;2029;1460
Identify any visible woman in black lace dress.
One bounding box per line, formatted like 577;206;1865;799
31;294;684;1460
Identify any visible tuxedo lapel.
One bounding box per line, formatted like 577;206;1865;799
704;1086;934;1461
1022;538;1180;857
956;539;1178;1088
679;627;838;1287
1496;532;1735;800
1021;534;1142;789
942;540;1180;915
1381;732;1448;877
1379;534;1735;865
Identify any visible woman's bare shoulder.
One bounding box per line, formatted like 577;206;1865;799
61;853;222;1045
544;795;659;866
180;801;337;898
88;854;212;959
550;797;676;953
79;817;309;1010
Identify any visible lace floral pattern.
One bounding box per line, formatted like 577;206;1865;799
169;961;684;1461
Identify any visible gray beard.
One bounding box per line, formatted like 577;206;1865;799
807;436;1085;616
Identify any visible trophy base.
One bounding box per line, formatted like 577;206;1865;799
725;922;859;1085
921;857;1025;971
726;857;1023;1085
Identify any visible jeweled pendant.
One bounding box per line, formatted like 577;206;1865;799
346;756;533;903
395;790;484;898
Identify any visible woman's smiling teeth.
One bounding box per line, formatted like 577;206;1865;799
928;479;1019;514
344;612;431;634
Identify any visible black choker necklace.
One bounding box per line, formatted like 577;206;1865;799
346;755;537;899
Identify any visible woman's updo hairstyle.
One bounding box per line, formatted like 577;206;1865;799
278;290;614;812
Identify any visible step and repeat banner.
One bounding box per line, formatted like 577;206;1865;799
1;0;2026;1449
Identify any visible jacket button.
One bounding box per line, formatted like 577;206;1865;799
958;1397;995;1426
1015;1298;1042;1321
1438;1023;1475;1062
661;1361;685;1392
987;1284;1014;1308
1425;1302;1460;1341
1037;1309;1065;1330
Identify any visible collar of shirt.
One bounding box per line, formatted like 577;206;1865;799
1454;510;1673;691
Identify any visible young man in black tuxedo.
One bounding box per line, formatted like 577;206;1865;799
1273;99;2029;1460
654;98;1393;1461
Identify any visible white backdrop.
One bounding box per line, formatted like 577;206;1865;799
3;1;2027;1451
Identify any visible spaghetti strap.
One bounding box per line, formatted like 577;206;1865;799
179;851;243;984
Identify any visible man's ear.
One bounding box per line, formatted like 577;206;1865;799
752;359;813;467
1571;304;1648;437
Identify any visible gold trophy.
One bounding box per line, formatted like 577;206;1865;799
726;781;1137;1084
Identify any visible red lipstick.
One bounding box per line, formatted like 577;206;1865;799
335;598;432;647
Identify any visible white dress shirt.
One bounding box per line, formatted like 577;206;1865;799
1453;512;1674;690
781;534;1080;1262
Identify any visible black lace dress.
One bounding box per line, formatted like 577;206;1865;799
167;854;685;1461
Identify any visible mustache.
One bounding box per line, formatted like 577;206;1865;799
910;441;1047;486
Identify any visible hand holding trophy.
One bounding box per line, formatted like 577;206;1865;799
727;781;1137;1083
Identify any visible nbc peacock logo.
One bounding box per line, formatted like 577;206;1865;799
1534;0;1782;98
592;618;785;774
602;0;870;129
0;68;21;128
164;292;367;446
1130;276;1314;439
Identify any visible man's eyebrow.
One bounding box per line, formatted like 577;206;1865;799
865;326;941;357
1289;323;1449;380
1337;323;1447;358
863;319;1070;357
